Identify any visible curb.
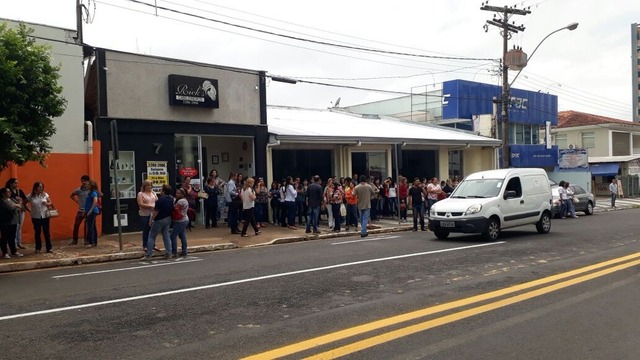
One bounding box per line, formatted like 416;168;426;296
0;226;412;273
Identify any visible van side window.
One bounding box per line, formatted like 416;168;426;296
505;177;522;197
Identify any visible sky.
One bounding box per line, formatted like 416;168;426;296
3;0;639;120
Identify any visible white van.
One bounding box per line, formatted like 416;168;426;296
428;168;552;241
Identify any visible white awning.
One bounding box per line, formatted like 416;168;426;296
589;155;640;163
267;106;501;147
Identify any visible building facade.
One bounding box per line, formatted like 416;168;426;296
632;23;640;123
84;49;269;234
0;19;93;242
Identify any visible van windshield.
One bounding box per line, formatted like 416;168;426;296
451;179;503;199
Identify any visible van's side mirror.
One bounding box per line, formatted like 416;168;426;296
504;190;517;199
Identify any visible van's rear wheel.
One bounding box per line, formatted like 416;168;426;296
483;217;500;241
536;211;551;234
434;231;449;240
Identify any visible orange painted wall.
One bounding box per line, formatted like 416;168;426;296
0;141;102;243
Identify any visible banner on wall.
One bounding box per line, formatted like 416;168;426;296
146;161;169;193
558;148;588;169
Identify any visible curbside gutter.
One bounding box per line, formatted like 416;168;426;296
0;225;412;273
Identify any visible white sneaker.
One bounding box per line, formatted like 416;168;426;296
12;252;24;257
3;254;10;259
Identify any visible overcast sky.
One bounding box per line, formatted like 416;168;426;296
3;0;639;120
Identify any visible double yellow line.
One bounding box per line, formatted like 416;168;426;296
243;252;640;359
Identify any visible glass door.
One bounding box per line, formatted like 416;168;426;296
175;135;204;225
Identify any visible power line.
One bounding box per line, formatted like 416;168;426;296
124;0;495;61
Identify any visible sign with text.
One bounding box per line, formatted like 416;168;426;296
558;148;588;169
146;161;168;194
168;74;219;108
499;144;558;168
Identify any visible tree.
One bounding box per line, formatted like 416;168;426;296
0;22;67;170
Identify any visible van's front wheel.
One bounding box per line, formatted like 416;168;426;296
536;211;551;234
483;217;500;241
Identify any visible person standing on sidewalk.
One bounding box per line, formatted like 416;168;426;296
143;185;174;260
284;176;298;230
83;180;100;247
344;178;359;232
170;188;189;257
25;182;53;254
609;178;618;208
354;175;375;238
137;180;158;251
5;178;27;250
225;172;241;234
305;175;323;234
69;175;91;245
240;177;260;237
0;187;24;258
407;178;427;231
203;176;220;229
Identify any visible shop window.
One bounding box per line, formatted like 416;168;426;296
524;125;532;145
532;126;540;145
515;124;524;144
581;132;596;148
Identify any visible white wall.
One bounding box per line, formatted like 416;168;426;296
105;51;261;125
3;20;86;154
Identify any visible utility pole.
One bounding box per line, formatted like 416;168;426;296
481;3;530;168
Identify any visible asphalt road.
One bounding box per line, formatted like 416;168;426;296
2;210;640;359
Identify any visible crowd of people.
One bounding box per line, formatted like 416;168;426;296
193;171;462;236
0;169;462;260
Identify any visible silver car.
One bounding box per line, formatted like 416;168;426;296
551;185;595;218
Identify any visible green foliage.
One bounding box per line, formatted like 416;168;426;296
0;22;67;169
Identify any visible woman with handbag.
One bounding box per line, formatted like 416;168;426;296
25;182;53;253
137;180;158;251
329;181;345;232
84;180;101;247
170;188;190;257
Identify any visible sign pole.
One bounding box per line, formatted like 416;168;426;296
110;120;123;251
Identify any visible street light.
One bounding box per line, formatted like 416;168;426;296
501;22;578;168
510;22;579;87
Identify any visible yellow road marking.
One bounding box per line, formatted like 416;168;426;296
307;258;640;359
242;252;640;360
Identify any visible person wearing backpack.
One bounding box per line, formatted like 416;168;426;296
170;187;189;257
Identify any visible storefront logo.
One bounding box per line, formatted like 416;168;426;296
169;74;219;108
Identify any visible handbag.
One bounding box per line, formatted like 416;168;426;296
572;197;580;204
340;203;347;217
171;203;183;221
197;191;209;199
47;207;59;218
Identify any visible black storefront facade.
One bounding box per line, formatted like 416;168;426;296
86;48;268;234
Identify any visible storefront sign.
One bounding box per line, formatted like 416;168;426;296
179;167;198;177
500;144;558;168
168;74;219;108
146;161;169;193
558;148;588;169
442;80;557;126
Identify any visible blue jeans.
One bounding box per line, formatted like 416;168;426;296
227;201;239;231
331;203;342;231
359;208;370;235
306;206;320;231
255;203;268;223
86;213;98;245
412;203;425;230
170;220;188;255
611;193;616;207
147;217;171;257
140;215;151;249
371;199;379;220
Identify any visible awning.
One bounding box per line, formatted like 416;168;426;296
589;163;619;176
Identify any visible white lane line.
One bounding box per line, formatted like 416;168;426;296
331;236;400;245
52;258;202;279
1;242;504;321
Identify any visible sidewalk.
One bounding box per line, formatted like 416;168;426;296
0;219;413;273
2;198;636;274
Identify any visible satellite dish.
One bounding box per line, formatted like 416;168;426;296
334;97;341;107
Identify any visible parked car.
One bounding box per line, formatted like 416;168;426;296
550;185;595;218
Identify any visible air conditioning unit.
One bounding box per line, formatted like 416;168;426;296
568;144;575;149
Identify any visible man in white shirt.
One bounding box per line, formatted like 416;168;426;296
225;172;240;234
